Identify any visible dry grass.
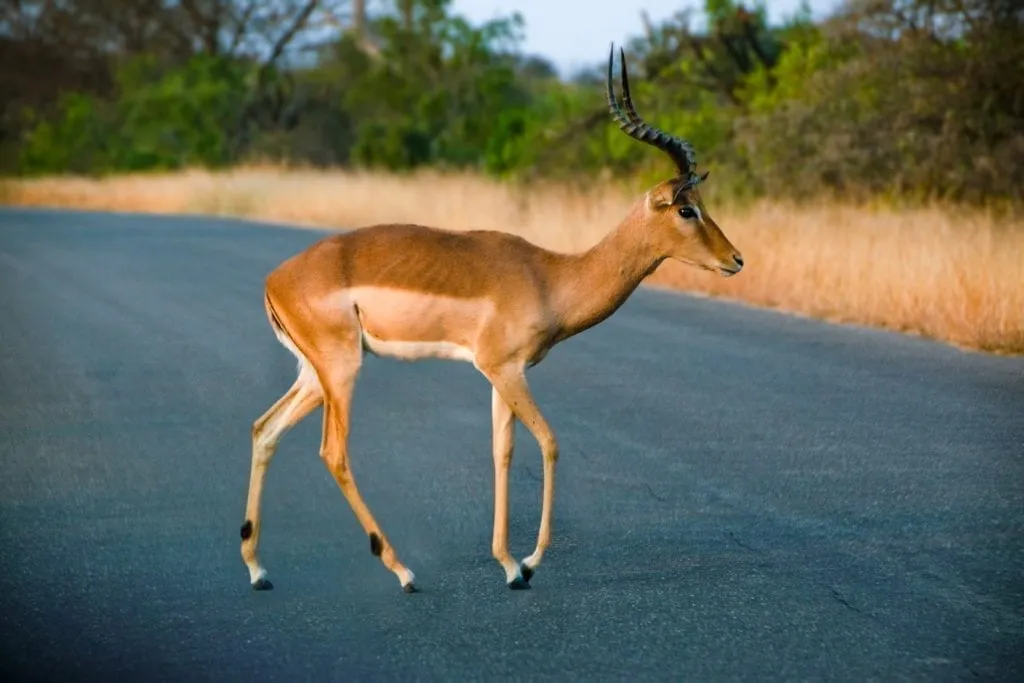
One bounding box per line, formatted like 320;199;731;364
4;165;1023;354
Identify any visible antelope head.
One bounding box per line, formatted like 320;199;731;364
606;45;744;277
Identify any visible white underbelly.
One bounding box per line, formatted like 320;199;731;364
349;285;485;364
361;328;476;363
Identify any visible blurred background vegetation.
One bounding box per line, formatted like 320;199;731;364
2;0;1021;206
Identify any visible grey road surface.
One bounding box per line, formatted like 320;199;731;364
1;208;1022;682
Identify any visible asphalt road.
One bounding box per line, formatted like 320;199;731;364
1;208;1022;682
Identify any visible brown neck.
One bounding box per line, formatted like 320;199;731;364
551;206;665;342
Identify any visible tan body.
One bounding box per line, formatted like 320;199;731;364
239;45;744;593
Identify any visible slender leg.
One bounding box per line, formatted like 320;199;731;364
482;364;558;587
241;372;323;589
491;387;529;588
318;357;417;593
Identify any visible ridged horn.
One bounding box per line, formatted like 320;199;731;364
606;43;703;188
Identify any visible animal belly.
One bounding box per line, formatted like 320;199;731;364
350;286;485;364
360;332;476;362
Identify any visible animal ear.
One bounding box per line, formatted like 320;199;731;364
699;170;710;182
646;182;676;210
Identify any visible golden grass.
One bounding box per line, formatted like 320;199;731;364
4;165;1023;354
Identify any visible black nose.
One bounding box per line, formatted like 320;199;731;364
734;255;744;267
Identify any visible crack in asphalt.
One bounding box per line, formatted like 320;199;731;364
728;530;760;553
643;482;668;503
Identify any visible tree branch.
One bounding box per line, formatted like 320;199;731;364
180;0;218;54
228;1;258;55
260;0;319;77
689;34;742;106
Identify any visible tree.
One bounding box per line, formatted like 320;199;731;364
737;0;1024;201
1;1;355;170
339;0;529;170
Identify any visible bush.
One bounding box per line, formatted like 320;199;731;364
19;54;250;175
8;0;1023;206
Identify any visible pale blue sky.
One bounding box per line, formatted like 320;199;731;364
451;0;842;77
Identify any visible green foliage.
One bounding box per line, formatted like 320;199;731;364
112;54;249;170
342;0;529;171
19;93;110;175
733;24;871;198
19;54;250;175
8;0;1024;205
734;2;1024;202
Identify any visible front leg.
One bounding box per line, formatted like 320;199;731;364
482;363;559;588
490;387;530;589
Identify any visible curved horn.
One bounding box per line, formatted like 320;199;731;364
606;43;702;186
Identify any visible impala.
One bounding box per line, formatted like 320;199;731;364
240;44;744;594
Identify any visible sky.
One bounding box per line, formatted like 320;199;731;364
450;0;842;78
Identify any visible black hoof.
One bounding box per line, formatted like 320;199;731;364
402;582;418;594
508;575;532;590
520;563;535;583
252;577;274;591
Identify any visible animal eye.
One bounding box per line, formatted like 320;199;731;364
678;206;698;220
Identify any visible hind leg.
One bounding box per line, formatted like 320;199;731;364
313;331;417;593
241;364;323;589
